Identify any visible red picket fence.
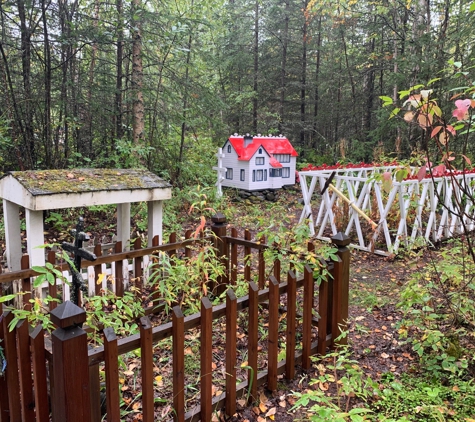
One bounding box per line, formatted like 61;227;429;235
0;216;350;422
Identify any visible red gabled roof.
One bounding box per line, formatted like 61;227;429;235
227;135;297;168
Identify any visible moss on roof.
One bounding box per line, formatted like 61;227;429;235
2;168;170;196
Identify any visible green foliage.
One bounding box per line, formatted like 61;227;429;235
374;373;475;421
148;234;226;315
84;289;145;345
256;217;338;283
8;295;60;332
291;347;376;421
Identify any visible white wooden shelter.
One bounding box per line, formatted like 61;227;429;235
0;168;172;271
299;165;475;255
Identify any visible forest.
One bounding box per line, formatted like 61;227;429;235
1;0;474;186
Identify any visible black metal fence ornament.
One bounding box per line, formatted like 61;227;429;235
62;217;97;306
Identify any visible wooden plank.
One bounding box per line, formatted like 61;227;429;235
331;256;342;346
285;271;297;380
89;364;101;422
134;238;143;290
94;244;102;296
248;282;258;403
230;228;238;285
302;265;314;370
318;260;329;356
200;297;213;421
3;311;21;421
21;255;31;311
172;306;185;422
184;230;192;258
0;309;10;422
267;276;279;391
244;230;251;283
16;320;35;422
225;290;237;417
140;317;154;422
258;237;265;289
168;232;177;258
104;328;120;422
47;251;58;310
273;257;281;283
30;325;50;422
114;241;124;297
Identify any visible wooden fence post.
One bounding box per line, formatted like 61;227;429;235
331;232;351;346
50;301;91;422
211;213;228;294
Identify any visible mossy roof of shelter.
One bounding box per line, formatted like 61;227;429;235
0;168;171;196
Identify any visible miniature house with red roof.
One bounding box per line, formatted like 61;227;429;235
220;134;298;191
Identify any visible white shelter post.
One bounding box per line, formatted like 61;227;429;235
25;209;45;266
213;148;226;197
117;203;131;251
147;200;163;246
3;199;22;271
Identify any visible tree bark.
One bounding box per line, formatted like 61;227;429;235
17;0;35;168
300;0;308;147
132;0;144;145
41;0;52;167
115;0;124;141
278;0;289;134
252;0;259;133
312;15;322;150
176;0;194;184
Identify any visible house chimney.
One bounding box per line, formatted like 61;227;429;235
244;133;253;147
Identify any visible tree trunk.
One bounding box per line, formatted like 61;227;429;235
132;0;144;145
115;0;124;141
41;0;52;167
17;0;35;168
312;15;322;150
300;0;308;147
278;0;289;134
85;0;99;157
176;0;194;184
252;0;259;133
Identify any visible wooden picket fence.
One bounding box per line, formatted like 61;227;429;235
0;215;351;422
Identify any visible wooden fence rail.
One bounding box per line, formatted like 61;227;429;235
0;215;351;422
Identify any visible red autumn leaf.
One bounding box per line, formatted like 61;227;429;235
430;126;443;138
462;154;472;165
446;125;456;136
433;164;446;176
417;165;426;182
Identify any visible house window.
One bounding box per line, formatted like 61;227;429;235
282;167;290;178
255;157;264;165
270;168;282;177
256;169;263;181
226;168;233;179
264;170;267;181
227;145;231;153
240;169;245;181
259;148;263;154
275;154;290;163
